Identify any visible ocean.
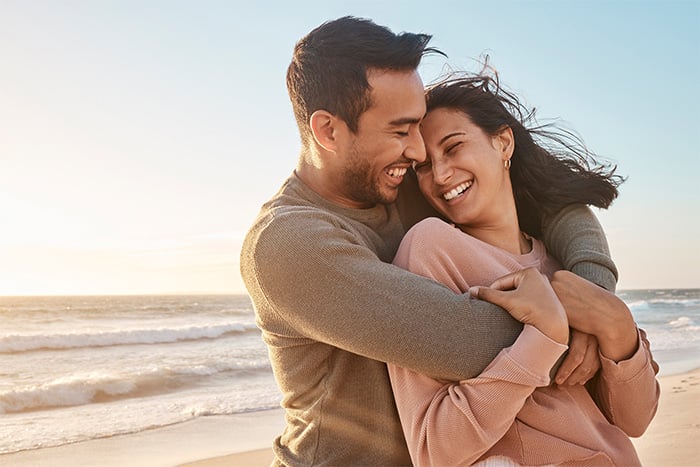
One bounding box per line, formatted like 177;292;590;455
1;290;698;455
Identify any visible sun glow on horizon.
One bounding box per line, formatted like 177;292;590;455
1;1;697;296
0;234;247;296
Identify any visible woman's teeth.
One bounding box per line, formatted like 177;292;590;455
443;181;472;201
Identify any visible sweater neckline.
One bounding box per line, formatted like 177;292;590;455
451;224;546;264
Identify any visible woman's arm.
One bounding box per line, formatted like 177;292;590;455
389;325;567;466
551;271;660;435
585;328;660;437
388;225;572;465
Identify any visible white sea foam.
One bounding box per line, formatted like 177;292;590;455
0;372;281;454
669;316;697;329
0;374;137;413
0;322;260;353
626;297;700;309
0;358;271;414
1;292;697;456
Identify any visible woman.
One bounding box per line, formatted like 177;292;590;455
388;74;660;466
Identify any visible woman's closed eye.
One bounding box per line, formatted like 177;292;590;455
445;141;463;155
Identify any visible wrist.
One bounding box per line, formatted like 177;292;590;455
588;293;635;339
599;326;639;362
542;320;570;345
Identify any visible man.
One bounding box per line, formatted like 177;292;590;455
241;16;617;466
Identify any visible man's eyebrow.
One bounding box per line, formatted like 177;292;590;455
388;117;422;126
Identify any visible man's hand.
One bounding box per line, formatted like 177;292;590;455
554;330;600;385
551;270;638;362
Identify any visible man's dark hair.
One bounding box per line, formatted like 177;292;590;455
287;16;440;144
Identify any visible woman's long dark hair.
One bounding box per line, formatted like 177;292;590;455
424;71;624;238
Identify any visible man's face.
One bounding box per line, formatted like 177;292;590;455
337;69;427;208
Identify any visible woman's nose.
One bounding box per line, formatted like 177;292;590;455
432;159;453;184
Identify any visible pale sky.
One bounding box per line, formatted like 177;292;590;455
1;0;698;295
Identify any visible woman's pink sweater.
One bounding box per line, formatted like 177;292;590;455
389;218;660;466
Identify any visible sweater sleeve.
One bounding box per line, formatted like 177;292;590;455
241;210;522;381
541;204;618;292
587;328;661;437
388;326;568;466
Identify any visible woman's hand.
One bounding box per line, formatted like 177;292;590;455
470;268;569;345
550;270;639;362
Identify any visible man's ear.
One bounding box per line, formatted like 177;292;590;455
310;110;342;152
494;126;515;159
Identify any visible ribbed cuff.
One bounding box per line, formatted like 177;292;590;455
501;325;568;386
600;328;648;381
570;261;618;292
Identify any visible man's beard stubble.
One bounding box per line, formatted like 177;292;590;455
343;146;388;206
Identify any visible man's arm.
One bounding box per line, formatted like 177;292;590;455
241;211;522;382
541;204;619;383
541;204;618;292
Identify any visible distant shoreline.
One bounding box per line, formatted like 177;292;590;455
1;288;699;298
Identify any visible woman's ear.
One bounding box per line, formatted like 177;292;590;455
310;110;341;152
494;126;515;159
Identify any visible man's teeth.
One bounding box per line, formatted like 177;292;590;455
443;181;472;201
387;167;408;178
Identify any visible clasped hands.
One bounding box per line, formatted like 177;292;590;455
470;269;639;386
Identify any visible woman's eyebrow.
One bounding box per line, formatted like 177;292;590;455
439;132;466;145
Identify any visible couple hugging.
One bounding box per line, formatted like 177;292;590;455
241;16;659;467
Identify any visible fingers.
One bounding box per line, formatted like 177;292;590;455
488;269;529;291
468;285;513;311
469;269;537;301
468;270;526;304
554;332;584;385
471;268;569;344
554;331;601;385
565;337;600;385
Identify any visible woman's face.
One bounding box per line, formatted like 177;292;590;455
416;107;515;230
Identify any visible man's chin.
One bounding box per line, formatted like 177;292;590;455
379;189;400;205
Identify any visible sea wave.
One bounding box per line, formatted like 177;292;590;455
0;323;260;353
0;361;271;414
668;316;700;330
626;298;700;310
645;316;700;350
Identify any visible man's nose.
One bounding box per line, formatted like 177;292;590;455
404;128;426;163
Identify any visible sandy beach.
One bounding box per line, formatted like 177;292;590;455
2;369;698;467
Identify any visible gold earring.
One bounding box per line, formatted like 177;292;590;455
504;159;511;170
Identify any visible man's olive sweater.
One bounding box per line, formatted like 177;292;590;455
240;172;617;466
